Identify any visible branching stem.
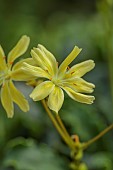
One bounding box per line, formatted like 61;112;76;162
83;124;113;149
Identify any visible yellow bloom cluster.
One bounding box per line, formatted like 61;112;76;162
0;36;34;117
0;35;95;117
23;44;95;113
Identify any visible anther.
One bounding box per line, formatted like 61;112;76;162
73;83;77;86
71;71;75;75
45;69;49;73
3;56;6;60
9;61;13;65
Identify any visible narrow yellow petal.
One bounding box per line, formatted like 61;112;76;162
58;46;82;77
62;77;95;93
62;86;95;104
1;81;14;118
66;60;95;78
9;81;29;112
11;69;36;81
0;45;5;57
31;47;57;76
8;35;30;65
0;45;7;70
30;81;55;101
31;50;45;69
38;44;58;75
48;86;64;113
22;62;51;79
12;58;35;71
11;58;37;81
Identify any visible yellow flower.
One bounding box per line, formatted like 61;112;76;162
0;35;34;118
23;45;95;113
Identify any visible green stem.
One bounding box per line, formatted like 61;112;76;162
41;99;74;149
55;114;75;147
83;124;113;149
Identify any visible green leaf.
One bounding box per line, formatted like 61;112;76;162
3;138;65;170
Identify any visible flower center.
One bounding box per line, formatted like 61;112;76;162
51;75;62;86
0;69;11;85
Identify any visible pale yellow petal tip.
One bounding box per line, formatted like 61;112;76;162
93;84;95;88
37;44;44;48
49;107;59;114
54;110;59;114
74;46;82;52
22;35;30;40
90;83;95;89
21;35;30;46
32;47;37;50
30;49;35;56
29;93;33;99
29;93;36;101
23;105;29;112
7;112;14;118
89;60;95;66
89;96;95;104
31;48;38;54
22;100;30;112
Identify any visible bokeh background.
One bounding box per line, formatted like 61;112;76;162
0;0;113;169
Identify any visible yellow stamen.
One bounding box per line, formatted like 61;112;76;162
9;61;13;65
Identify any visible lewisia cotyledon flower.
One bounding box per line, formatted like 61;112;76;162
0;35;34;118
23;45;95;113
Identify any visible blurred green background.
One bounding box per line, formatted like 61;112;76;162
0;0;113;169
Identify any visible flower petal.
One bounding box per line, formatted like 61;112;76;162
62;86;95;104
48;86;64;113
38;44;58;75
11;59;37;81
31;50;45;69
12;58;35;71
66;60;95;78
9;81;29;112
8;35;30;65
31;46;57;76
58;46;82;77
30;81;55;101
11;69;36;81
62;77;95;93
1;81;14;118
0;45;7;70
22;62;51;79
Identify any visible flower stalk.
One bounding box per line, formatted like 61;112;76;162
55;114;74;147
41;99;75;149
